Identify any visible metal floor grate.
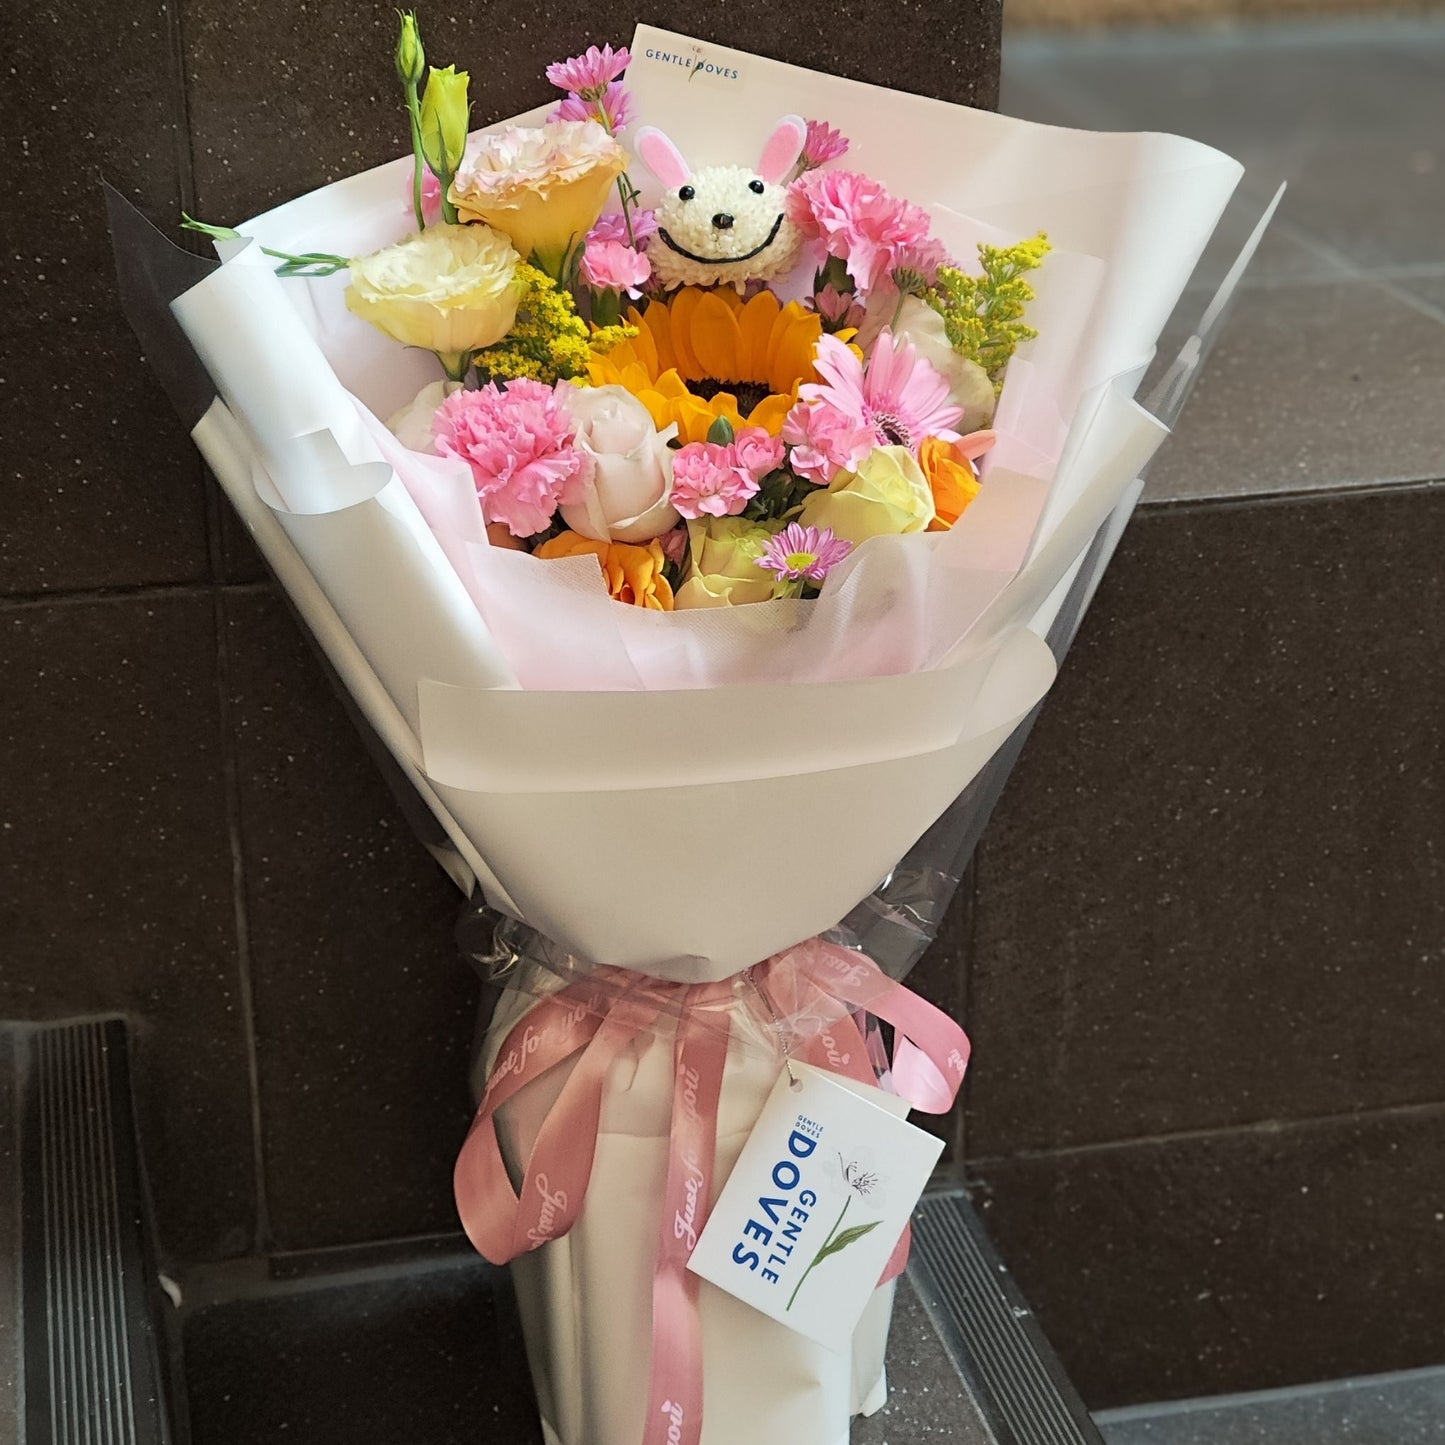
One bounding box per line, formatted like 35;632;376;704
909;1188;1105;1445
14;1017;172;1445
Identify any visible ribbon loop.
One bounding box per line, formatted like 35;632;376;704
455;940;970;1445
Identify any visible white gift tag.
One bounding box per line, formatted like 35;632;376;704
688;1062;943;1353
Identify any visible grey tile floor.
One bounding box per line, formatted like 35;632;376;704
1097;1366;1445;1444
1001;18;1445;506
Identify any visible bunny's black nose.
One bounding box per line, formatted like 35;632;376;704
712;213;734;230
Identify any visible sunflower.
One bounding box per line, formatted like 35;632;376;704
586;287;846;444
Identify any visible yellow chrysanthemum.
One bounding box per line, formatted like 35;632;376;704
586;287;844;445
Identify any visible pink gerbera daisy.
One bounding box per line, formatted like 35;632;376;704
545;45;631;98
782;332;964;485
758;523;852;582
433;380;589;538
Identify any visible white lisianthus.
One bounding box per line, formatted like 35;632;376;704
560;385;679;544
672;517;781;609
345;222;523;373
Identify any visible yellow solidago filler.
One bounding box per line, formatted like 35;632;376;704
535;531;674;610
925;232;1051;392
474;263;635;384
587;286;850;445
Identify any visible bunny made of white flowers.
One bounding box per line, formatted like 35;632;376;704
633;115;807;291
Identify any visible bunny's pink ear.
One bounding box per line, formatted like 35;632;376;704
757;115;807;185
634;127;692;189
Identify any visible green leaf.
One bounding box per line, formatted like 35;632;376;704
813;1219;881;1263
706;415;735;447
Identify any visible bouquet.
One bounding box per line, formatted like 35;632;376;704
110;17;1270;1445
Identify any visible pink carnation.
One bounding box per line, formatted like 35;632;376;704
589;208;659;245
550;80;635;132
813;283;865;331
545;45;630;98
781;400;876;486
800;120;850;170
433;380;589;538
669;442;759;519
787;169;938;299
580;237;651;294
732;426;786;482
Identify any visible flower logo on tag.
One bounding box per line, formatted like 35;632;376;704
785;1153;883;1312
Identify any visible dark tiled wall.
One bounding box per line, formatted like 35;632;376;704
0;1;1001;1262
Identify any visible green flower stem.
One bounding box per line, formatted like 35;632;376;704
786;1195;849;1312
405;79;427;230
180;216;350;276
437;349;474;382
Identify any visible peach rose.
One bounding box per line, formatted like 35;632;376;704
919;433;994;531
535;530;674;610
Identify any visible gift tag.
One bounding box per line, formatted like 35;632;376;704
688;1062;943;1353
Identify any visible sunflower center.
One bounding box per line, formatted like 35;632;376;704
687;376;777;415
871;410;913;449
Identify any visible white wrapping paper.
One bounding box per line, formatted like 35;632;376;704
481;963;896;1445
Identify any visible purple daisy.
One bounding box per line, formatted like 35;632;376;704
758;523;853;583
545;45;631;99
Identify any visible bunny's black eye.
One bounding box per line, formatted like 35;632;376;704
678;185;695;201
749;179;765;194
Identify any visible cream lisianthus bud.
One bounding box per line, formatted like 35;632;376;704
394;10;425;87
419;65;470;180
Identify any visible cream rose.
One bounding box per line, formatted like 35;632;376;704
449;121;627;276
798;445;935;545
673;517;780;610
345;223;523;375
559;385;679;543
894;295;997;430
385;379;462;453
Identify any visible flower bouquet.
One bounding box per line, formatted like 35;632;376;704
110;17;1272;1445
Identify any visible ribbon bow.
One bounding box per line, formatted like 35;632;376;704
454;938;969;1445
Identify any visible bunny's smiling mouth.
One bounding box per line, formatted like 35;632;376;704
657;213;786;265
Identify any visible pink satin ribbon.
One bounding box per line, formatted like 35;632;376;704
454;939;970;1445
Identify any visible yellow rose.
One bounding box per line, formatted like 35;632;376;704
919;435;987;531
535;530;674;611
673;517;780;609
449;121;627;278
798;444;935;545
345;223;523;375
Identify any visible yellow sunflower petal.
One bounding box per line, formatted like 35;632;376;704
767;304;826;393
667;288;707;380
739;290;782;380
746;390;797;436
690;292;747;384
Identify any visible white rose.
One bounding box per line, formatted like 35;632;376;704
385;379;462;454
560;385;680;544
893;296;997;430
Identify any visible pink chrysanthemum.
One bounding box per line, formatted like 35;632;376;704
669;442;759;519
758;523;853;582
786;170;937;298
800;119;850;170
588;208;659;245
433;380;589;538
782;331;963;485
549;80;635;133
545;44;631;98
